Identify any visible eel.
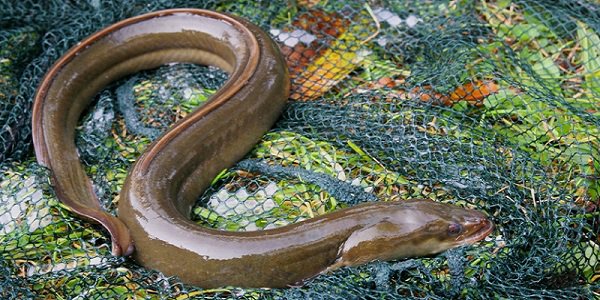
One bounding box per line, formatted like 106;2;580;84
31;8;494;288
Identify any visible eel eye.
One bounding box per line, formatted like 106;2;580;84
447;223;463;236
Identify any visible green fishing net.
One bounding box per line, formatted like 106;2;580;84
1;0;599;298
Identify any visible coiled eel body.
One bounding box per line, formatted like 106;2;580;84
32;9;493;288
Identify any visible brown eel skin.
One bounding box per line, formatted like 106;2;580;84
31;9;493;288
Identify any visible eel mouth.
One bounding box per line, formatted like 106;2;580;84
460;217;494;244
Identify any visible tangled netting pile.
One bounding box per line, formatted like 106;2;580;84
1;0;599;299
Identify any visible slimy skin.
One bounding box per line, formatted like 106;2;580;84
32;9;493;288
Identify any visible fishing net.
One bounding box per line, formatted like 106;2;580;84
1;0;599;298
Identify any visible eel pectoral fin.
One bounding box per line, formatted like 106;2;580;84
325;221;401;273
